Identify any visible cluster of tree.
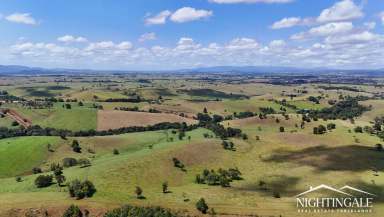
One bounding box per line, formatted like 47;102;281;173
195;112;245;139
195;168;242;187
52;165;66;187
275;99;298;110
103;205;182;217
114;106;161;113
318;85;360;92
221;140;235;151
104;96;142;103
62;157;91;168
313;123;336;134
233;111;255;119
0;90;25;102
259;107;276;115
205;122;244;139
20;100;54;109
0;122;199;139
68;179;96;199
299;97;370;120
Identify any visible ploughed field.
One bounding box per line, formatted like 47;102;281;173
0;75;384;217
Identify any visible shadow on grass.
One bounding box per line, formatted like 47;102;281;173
236;175;302;197
342;181;384;203
263;145;384;171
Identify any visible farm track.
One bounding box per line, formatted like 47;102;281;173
2;109;32;128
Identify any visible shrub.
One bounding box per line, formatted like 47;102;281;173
32;167;42;174
63;158;78;167
273;191;281;198
11;121;19;126
162;181;168;193
35;175;53;188
16;176;22;182
327;123;336;130
71;140;82;153
354;126;363;133
68;179;96;199
196;198;209;214
172;158;185;170
279;126;285;132
135;186;143;199
62;204;83;217
113;149;119;155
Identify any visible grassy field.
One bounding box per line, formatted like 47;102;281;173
1;75;384;217
4;103;97;131
0;137;62;178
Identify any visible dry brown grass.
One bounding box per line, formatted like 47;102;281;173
97;110;197;130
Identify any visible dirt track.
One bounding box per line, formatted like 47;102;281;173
2;109;32;128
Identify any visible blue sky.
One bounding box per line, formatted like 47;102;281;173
0;0;383;70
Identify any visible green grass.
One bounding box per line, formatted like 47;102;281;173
6;103;97;131
0;137;61;178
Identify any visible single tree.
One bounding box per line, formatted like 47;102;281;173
135;186;143;199
196;198;209;214
162;181;168;193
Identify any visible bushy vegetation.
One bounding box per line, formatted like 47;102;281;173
195;168;242;187
221;140;235;151
299;98;369;120
35;175;53;188
103;205;182;217
196;198;209;214
67;179;96;199
0;122;199;139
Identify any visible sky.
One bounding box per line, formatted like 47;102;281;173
0;0;383;70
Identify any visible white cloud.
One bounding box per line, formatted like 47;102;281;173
139;32;157;42
269;40;286;47
271;0;363;30
7;33;384;69
308;22;353;36
209;0;293;3
176;37;201;50
145;10;171;25
325;31;380;44
5;13;37;25
317;0;363;23
271;17;301;29
291;22;355;40
57;35;88;43
226;38;259;50
85;41;132;52
170;7;212;23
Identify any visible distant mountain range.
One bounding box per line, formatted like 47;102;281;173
0;64;384;76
